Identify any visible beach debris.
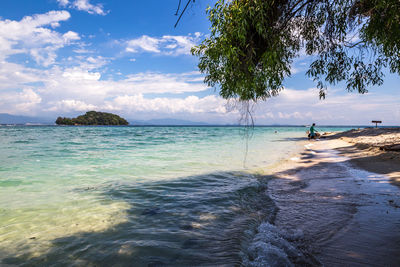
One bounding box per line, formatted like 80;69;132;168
320;132;334;139
379;144;400;151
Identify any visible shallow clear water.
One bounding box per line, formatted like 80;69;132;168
0;126;352;266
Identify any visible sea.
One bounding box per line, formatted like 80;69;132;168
0;125;353;266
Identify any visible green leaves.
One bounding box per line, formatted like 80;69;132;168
192;0;295;101
193;0;400;101
55;111;129;125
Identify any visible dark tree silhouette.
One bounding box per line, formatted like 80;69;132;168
55;111;129;125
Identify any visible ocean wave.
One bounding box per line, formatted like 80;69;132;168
242;222;309;266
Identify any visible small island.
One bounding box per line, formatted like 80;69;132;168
55;111;129;125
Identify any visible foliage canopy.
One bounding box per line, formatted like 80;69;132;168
56;111;129;125
192;0;400;100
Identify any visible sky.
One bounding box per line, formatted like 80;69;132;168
0;0;399;125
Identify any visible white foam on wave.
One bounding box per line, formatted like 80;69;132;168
242;222;305;267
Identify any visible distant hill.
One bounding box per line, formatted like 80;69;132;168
0;113;53;125
56;111;129;125
130;118;209;126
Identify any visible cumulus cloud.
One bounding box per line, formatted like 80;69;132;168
63;31;80;43
56;0;107;15
108;94;226;114
0;89;42;113
1;11;398;125
47;99;97;112
251;87;400;125
126;36;160;53
126;33;201;56
3;52;400;124
0;10;79;66
61;67;101;81
121;72;207;94
37;69;207;100
0;61;40;90
73;48;93;54
57;0;70;6
0;53;212;115
44;94;228;117
1;45;400;124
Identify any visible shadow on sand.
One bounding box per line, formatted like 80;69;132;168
327;127;400;139
324;127;400;187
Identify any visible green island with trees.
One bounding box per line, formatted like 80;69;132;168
55;111;129;126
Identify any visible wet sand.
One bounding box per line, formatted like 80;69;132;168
267;131;400;266
330;127;400;187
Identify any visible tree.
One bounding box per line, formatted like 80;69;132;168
55;111;129;125
56;117;74;125
191;0;400;101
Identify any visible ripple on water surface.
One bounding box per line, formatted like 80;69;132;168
0;126;353;265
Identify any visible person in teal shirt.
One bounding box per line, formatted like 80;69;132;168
309;123;318;139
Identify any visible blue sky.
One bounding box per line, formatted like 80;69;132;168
0;0;399;125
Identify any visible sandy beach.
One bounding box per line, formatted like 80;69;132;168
267;128;400;266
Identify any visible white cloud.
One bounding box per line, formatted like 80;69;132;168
57;0;70;6
73;0;106;15
0;12;210;118
76;56;109;70
2;49;400;125
0;89;41;113
276;111;305;120
126;35;160;53
61;67;101;81
121;72;208;94
57;0;107;15
47;99;97;112
73;48;93;54
0;61;39;90
251;87;400;125
109;94;226;114
0;56;211;115
1;11;399;125
126;33;201;56
0;10;79;66
162;35;197;55
63;31;80;43
19;10;70;27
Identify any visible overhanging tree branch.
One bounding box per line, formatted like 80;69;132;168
174;0;194;28
175;0;182;16
192;0;400;101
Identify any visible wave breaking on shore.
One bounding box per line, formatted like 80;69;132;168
259;132;400;266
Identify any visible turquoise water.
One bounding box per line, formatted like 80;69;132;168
0;126;352;266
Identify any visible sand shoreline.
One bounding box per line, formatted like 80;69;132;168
267;128;400;266
328;128;400;188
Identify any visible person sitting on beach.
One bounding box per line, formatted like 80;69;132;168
308;123;319;140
